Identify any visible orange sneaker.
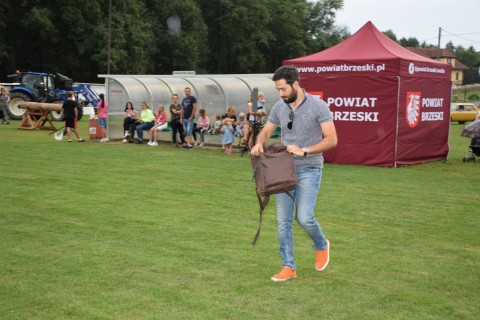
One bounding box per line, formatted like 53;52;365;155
271;267;297;282
315;239;330;271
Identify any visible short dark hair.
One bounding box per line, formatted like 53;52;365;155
272;65;299;85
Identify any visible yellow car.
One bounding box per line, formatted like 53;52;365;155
450;103;479;124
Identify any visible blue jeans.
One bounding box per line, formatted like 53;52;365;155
275;166;327;270
1;106;8;123
136;121;154;140
98;117;108;128
183;119;194;136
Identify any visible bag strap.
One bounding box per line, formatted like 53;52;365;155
252;191;269;245
252;190;294;246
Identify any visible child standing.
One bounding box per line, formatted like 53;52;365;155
257;91;267;124
221;117;235;154
97;93;109;142
235;112;246;146
194;108;210;147
0;88;10;124
148;104;168;147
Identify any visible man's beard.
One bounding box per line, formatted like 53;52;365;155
282;87;298;104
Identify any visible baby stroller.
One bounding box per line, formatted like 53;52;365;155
463;137;480;162
460;121;480;162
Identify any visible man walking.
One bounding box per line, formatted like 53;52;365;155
182;87;196;149
251;65;337;281
169;94;185;147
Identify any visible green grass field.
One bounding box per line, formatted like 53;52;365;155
0;120;479;319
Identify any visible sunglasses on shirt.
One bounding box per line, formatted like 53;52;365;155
287;110;294;130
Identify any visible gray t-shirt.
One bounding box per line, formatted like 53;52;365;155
0;95;8;108
268;92;332;168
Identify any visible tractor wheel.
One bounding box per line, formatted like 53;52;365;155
7;92;31;120
50;101;64;121
77;104;83;121
50;109;64;121
50;101;83;121
49;102;83;121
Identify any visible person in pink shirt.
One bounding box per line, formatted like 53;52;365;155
148;104;168;147
193;108;210;147
97;93;109;142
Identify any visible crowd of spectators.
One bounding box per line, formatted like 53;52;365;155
88;87;268;153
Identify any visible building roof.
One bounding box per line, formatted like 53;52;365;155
406;47;457;59
406;47;468;70
451;59;469;70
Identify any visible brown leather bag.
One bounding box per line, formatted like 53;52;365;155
251;143;298;245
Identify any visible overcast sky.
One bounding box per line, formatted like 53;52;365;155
334;0;480;51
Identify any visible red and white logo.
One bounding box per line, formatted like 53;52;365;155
406;92;421;128
309;91;324;100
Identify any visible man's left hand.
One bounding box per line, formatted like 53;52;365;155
286;145;303;157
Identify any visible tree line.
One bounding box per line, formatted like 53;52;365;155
0;0;478;84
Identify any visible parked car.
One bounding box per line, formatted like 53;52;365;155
450;103;479;124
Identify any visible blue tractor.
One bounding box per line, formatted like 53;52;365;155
7;71;100;121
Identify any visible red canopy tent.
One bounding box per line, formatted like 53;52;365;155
284;21;452;167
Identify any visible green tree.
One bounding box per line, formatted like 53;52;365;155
453;45;480;84
2;0;156;81
0;2;10;80
147;0;209;74
383;29;397;42
304;0;348;54
265;0;309;70
196;0;232;73
0;0;354;80
399;37;420;47
4;2;59;75
1;0;103;82
51;0;105;81
445;41;456;52
197;0;273;73
106;0;155;75
224;0;272;73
